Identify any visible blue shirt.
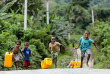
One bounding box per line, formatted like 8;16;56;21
23;48;31;60
79;37;94;51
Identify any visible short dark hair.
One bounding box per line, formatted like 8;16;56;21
16;40;21;45
85;30;90;34
24;42;29;45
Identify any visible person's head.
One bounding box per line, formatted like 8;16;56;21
51;37;56;44
24;42;29;49
16;40;21;48
84;30;90;38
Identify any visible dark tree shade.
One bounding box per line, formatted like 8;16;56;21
72;0;89;8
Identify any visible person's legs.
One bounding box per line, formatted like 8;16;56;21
25;66;28;69
53;54;54;63
81;57;83;68
14;53;20;70
17;61;19;70
81;51;85;68
53;52;58;68
86;54;91;67
23;60;30;69
13;54;17;70
23;60;27;69
14;62;17;70
54;56;57;68
86;49;91;67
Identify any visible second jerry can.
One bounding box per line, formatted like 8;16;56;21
44;58;52;66
41;58;52;69
41;60;50;69
4;52;13;67
70;61;81;68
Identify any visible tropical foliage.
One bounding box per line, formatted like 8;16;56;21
90;0;110;8
87;21;110;68
0;0;74;70
0;0;110;70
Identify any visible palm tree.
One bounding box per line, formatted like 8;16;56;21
46;14;74;41
65;5;90;23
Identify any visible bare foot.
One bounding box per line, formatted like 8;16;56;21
16;67;19;70
18;68;19;70
80;64;83;68
54;65;57;68
86;62;89;67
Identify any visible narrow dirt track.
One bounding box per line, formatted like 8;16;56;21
1;68;110;74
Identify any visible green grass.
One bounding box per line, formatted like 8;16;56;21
70;34;83;47
92;42;106;69
70;34;83;41
93;62;106;69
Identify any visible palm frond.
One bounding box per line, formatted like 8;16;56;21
0;0;17;13
0;13;13;20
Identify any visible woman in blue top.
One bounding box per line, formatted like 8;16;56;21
22;42;32;69
76;30;99;68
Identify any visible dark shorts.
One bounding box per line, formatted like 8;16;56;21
23;60;31;66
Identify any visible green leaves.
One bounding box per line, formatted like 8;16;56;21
0;13;13;20
88;20;110;68
95;8;110;21
0;0;17;13
29;45;42;69
29;39;49;58
65;5;90;23
0;0;73;70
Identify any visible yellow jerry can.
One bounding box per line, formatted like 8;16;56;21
41;58;52;69
70;61;81;68
41;60;50;69
4;52;13;67
44;58;52;66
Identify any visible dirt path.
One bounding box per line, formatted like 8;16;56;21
1;69;110;74
74;48;94;68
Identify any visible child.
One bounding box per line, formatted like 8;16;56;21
22;42;32;69
9;40;24;70
75;30;99;68
49;37;67;68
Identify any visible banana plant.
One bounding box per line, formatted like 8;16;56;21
46;14;74;41
0;0;17;13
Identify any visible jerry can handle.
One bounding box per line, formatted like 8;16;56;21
9;52;11;54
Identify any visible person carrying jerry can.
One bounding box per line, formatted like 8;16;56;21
9;41;24;70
